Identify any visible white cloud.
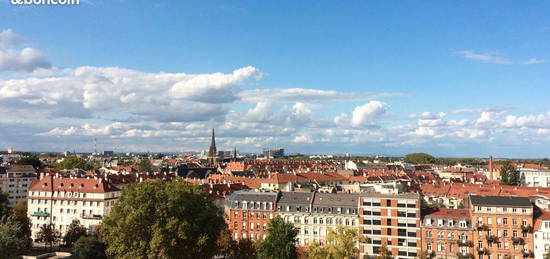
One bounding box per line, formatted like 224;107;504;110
455;50;512;64
238;88;404;103
521;58;546;65
0;29;51;72
350;101;389;127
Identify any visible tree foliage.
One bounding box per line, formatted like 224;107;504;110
100;179;225;259
217;228;258;259
0;216;30;259
64;220;88;247
56;155;99;170
138;157;152;172
0;192;9;219
258;216;299;259
36;223;61;251
375;244;393;259
307;226;359;259
15;155;44;169
403;153;436;164
10;201;32;249
500;162;520;185
73;236;107;259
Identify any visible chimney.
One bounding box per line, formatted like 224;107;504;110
488;156;494;180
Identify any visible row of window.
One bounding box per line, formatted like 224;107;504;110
475;206;529;214
477;216;528;226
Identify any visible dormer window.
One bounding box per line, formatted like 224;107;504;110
437;219;444;226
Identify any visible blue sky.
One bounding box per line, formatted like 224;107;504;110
0;0;549;157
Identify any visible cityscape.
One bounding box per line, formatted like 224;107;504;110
1;1;550;259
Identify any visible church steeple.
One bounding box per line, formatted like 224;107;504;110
207;128;218;166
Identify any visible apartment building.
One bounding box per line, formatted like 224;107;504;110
422;208;475;259
224;190;278;240
277;192;360;246
359;192;421;259
27;175;120;239
533;208;550;259
469;195;534;259
0;165;37;205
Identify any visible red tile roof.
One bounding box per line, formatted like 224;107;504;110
29;175;119;193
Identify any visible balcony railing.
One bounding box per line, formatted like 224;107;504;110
477;248;490;255
81;214;102;220
31;211;49;217
457;253;474;259
521;225;533;233
486;235;498;243
512;237;524;245
477;224;489;231
457;239;473;247
522;250;534;258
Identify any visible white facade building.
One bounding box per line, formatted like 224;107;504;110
0;165;37;205
27;175;120;239
534;209;550;259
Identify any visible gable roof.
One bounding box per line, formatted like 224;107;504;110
470;195;532;208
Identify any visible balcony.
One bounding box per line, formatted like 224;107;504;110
457;239;473;247
512;237;524;245
31;211;49;217
81;214;103;220
522;250;534;258
521;225;533;233
457;253;474;259
477;248;490;255
477;224;489;231
486;235;498;243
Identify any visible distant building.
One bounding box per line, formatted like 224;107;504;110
263;148;285;158
102;150;114;156
207;128;219;166
27;175;121;239
224;190;278;240
0;165;36;205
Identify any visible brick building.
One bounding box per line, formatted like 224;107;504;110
422;208;475;259
224;190;278;240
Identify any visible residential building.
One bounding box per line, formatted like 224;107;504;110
469;195;534;259
0;165;37;205
224;190;278;240
27;175;120;239
533;208;550;259
359;192;421;259
277;192;360;246
422;208;475;259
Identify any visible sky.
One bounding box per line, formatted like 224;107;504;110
0;0;549;157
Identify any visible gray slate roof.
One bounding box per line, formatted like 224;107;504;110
470;195;532;207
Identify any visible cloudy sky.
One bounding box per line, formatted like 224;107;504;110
0;1;550;157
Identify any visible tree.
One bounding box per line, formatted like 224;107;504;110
500;162;520;185
375;243;393;259
403;153;436;164
232;239;258;259
0;216;29;259
73;236;107;259
36;223;61;251
16;155;44;169
0;192;9;219
100;179;225;259
10;201;32;249
416;251;429;259
138;157;152;172
306;226;359;259
64;220;88;247
258;216;299;259
217;228;234;258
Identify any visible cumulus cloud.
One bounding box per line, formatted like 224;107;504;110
238;88;404;103
455;50;512;64
0;29;51;72
351;101;389;127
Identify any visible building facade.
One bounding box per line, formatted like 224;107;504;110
0;165;37;205
224;190;278;240
422;208;475;259
469;195;534;259
533;209;550;259
359;193;421;259
27;175;120;239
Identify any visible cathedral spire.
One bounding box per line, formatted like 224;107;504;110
207;128;218;166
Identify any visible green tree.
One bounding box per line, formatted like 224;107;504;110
100;179;225;259
500;162;520;185
306;226;359;259
217;228;234;258
16;155;44;169
0;216;29;259
416;251;429;259
64;220;88;247
258;216;299;259
231;239;258;259
10;201;32;249
138;157;152;172
73;236;107;259
57;155;99;170
375;244;392;259
0;192;9;219
36;223;61;251
403;153;436;164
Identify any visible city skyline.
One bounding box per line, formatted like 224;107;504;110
1;1;550;157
